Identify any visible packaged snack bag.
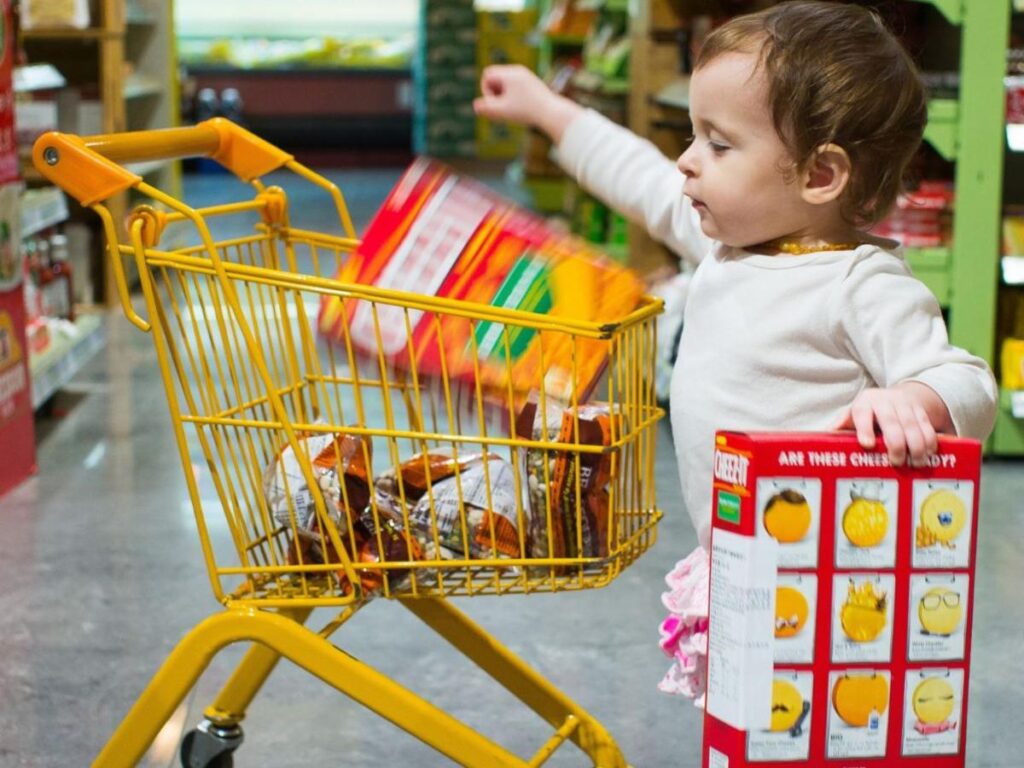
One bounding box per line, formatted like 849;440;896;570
355;510;423;594
373;451;528;560
517;400;621;561
262;429;371;537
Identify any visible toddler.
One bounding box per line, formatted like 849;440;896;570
475;0;997;702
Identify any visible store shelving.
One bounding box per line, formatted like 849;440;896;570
20;187;68;241
18;187;107;410
622;1;1020;452
19;0;180;307
29;313;106;409
912;0;1022;454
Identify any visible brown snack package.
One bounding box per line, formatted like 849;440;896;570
519;401;620;561
372;451;526;561
356;513;423;594
263;429;372;537
408;454;525;560
373;452;485;512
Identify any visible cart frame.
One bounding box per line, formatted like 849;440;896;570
33;120;664;767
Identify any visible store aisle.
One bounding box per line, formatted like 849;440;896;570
0;168;1021;767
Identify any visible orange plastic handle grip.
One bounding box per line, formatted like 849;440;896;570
32;118;294;205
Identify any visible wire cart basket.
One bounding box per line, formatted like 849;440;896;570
33;120;664;768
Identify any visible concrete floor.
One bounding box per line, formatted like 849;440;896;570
0;166;1021;767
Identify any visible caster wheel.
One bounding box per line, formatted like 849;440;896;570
180;720;242;768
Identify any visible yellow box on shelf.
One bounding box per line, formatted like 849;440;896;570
1002;338;1024;390
477;9;538;38
476;117;524;160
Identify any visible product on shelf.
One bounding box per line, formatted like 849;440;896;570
19;0;89;29
1001;338;1024;389
872;181;954;248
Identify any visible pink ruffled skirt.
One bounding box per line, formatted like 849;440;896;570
657;546;710;706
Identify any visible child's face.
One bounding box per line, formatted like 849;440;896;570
678;52;811;248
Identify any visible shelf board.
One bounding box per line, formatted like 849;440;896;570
543;33;588;46
924;98;958;161
652;76;690;111
123;75;164;100
21;27;119;41
13;63;66;93
1007;388;1024;418
991;389;1024;455
571;70;629;96
1003;255;1024;284
20;187;70;240
905;245;952;306
29;313;106;409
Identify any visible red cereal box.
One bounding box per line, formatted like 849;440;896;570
317;158;644;403
703;431;981;768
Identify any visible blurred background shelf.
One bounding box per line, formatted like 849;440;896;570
29;314;106;410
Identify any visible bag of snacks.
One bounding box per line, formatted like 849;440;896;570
373;451;527;560
354;510;423;594
517;400;621;561
262;429;371;537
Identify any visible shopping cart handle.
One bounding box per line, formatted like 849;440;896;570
32;119;294;205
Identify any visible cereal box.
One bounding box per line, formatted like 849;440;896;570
703;431;981;768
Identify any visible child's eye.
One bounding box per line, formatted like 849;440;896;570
709;141;730;154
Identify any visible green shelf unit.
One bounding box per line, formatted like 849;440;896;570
924;98;959;161
523;176;568;214
992;389;1024;454
949;1;1019;453
911;0;1021;453
906;246;952;305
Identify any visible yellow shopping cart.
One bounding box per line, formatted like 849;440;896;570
33;119;664;768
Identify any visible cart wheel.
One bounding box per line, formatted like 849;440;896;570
180;720;242;768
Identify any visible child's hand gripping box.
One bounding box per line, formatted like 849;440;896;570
703;431;981;768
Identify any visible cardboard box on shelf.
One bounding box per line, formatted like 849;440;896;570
19;0;89;29
0;180;36;497
703;431;981;768
476;117;524;160
477;9;538;38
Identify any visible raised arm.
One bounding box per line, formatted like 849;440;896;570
475;65;710;266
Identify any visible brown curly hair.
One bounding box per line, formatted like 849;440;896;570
695;1;927;227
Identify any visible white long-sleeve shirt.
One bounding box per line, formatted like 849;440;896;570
557;109;998;548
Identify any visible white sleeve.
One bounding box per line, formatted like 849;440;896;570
834;252;998;441
555;109;711;267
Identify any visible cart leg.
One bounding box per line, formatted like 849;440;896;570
402;597;628;768
93;607;530;768
200;604;313;725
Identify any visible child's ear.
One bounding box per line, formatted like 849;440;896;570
802;144;851;205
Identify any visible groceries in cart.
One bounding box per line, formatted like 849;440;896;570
262;400;623;594
518;398;620;561
263;430;371;535
374;452;524;561
317;158;645;404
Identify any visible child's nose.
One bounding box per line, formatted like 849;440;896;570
677;145;697;177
